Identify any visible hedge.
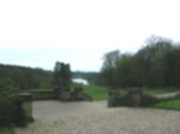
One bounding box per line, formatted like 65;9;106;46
0;95;32;127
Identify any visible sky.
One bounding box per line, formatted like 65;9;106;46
0;0;180;71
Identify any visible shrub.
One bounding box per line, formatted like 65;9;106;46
0;95;30;127
71;85;92;101
56;85;92;101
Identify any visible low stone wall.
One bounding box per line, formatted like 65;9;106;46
30;91;56;100
57;90;92;101
108;88;179;107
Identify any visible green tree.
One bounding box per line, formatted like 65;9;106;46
165;47;180;87
101;50;120;88
53;61;72;94
100;36;180;89
136;36;173;87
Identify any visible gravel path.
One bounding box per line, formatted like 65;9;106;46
16;100;180;134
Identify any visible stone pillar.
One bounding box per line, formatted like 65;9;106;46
127;88;143;107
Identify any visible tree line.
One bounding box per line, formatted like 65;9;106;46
73;71;99;84
100;36;180;89
0;63;98;94
0;64;52;93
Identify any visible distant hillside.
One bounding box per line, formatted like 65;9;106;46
0;63;99;91
0;64;52;90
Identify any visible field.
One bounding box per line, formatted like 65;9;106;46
154;99;180;110
83;85;108;101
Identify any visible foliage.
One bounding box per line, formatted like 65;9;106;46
100;36;180;89
0;128;15;134
0;63;99;94
0;64;52;92
69;84;92;101
0;95;27;127
100;50;120;88
53;62;72;93
0;78;17;96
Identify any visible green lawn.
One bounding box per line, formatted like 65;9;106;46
144;89;170;95
154;99;180;110
84;85;108;101
0;128;15;134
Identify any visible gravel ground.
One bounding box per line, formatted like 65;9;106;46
16;100;180;134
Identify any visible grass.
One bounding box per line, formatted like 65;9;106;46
154;98;180;110
144;88;180;110
83;85;180;110
84;85;108;101
144;88;178;95
0;128;15;134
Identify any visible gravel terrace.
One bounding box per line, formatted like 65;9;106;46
15;100;180;134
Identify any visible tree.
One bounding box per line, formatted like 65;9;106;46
53;61;72;95
165;47;180;87
0;64;52;93
115;54;136;87
101;50;120;88
136;36;173;87
100;36;180;89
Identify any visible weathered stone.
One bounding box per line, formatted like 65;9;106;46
126;88;143;107
59;91;72;101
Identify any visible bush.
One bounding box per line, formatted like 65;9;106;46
0;95;29;127
71;85;92;101
56;84;93;101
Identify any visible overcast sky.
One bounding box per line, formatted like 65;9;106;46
0;0;180;71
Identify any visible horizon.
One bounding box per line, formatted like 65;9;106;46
0;47;139;72
0;38;180;72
